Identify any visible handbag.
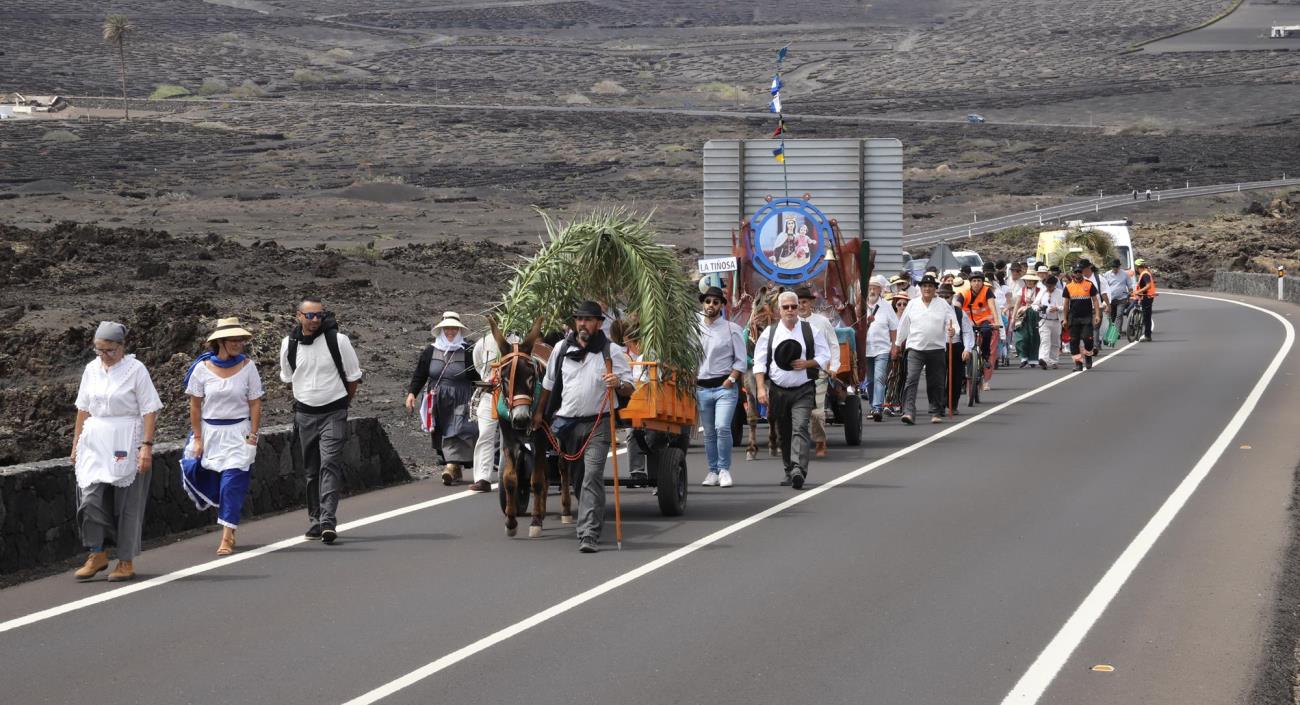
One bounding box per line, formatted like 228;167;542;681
1104;320;1120;346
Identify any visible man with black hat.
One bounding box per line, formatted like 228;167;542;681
534;301;634;553
696;286;747;488
938;282;975;411
754;291;831;489
893;275;959;424
796;286;840;459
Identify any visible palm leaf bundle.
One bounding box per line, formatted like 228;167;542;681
1060;228;1117;270
496;208;702;379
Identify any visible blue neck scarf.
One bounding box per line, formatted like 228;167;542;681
184;351;246;388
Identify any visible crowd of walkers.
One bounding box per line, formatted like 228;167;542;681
68;258;1158;572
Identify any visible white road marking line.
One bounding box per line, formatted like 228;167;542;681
999;292;1295;705
0;449;625;635
340;342;1140;705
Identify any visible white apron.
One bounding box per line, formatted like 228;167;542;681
188;418;257;472
75;415;142;489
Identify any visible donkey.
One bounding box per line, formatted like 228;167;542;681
487;317;573;538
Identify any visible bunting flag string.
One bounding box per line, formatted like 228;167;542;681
768;44;791;197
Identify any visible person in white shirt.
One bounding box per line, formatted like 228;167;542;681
534;301;634;553
863;275;898;421
696;287;747;488
795;287;841;459
470;334;502;489
891;275;959;424
183;318;264;557
755;291;832;489
1033;276;1065;368
279;296;363;545
1102;258;1134;341
70;321;163;582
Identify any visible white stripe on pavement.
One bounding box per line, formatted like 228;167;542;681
340;341;1142;705
999;292;1295;704
0;448;625;635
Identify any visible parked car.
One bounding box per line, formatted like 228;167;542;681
952;250;984;271
966;113;986;124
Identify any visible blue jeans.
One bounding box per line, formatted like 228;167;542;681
866;355;889;412
696;384;738;472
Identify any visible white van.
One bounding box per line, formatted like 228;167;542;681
1063;220;1136;270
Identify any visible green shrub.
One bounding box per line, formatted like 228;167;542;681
149;84;191;100
197;78;228;96
230;79;267;98
292;69;326;84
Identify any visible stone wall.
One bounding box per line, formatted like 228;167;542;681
1212;272;1300;305
0;417;407;574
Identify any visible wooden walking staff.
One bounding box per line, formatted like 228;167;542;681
947;329;955;416
605;356;624;551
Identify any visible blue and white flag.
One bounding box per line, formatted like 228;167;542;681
769;94;782;113
770;75;783;96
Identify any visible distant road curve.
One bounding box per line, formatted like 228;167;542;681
65;95;1103;130
904;177;1300;249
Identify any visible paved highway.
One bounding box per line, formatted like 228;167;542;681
904;178;1300;248
1;292;1296;705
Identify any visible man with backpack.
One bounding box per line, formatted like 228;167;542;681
754;291;831;490
279;296;363;545
532;301;633;553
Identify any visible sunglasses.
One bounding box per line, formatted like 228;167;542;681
93;347;120;356
703;298;725;305
300;311;324;320
780;304;799;310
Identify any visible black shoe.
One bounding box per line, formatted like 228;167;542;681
1073;362;1084;372
1085;355;1093;370
321;528;337;545
780;475;793;486
1019;360;1029;369
1038;361;1047;370
790;471;805;490
578;538;598;553
305;526;323;541
901;415;915;425
872;410;883;422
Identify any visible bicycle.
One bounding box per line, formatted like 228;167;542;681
967;325;992;407
1126;299;1146;343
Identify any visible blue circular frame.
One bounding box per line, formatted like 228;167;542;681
749;197;835;285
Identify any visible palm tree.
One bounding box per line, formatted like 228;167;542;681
102;15;134;120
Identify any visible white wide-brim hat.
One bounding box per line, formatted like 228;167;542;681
433;311;467;332
207;317;253;342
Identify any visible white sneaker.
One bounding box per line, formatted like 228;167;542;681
702;471;720;487
718;470;733;487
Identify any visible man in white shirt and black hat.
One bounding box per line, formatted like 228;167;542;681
534;301;634;553
754;291;832;489
696;286;747;488
795;286;841;459
279;296;363;545
892;275;959;424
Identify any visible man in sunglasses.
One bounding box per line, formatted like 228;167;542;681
696;287;747;488
279;296;363;545
754;291;831;489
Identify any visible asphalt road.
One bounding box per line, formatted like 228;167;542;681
1;292;1296;705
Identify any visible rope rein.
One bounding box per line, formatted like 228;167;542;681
492;345;614;463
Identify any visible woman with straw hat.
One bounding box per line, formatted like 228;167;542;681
182;317;265;556
406;312;481;486
70;321;164;582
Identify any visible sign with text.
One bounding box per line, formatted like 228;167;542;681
697;256;738;274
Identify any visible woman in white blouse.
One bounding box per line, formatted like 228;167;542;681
70;321;163;582
182;318;265;556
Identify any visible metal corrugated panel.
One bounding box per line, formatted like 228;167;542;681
703;138;903;279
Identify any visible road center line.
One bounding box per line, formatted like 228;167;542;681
340;342;1141;705
999;292;1295;704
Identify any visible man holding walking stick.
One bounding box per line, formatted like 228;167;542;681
534;301;633;554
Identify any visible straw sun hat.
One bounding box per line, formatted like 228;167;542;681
206;317;253;342
432;311;468;332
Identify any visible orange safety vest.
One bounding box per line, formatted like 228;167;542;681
960;284;995;326
1134;270;1157;298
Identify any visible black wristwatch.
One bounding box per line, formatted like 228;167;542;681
141;440;155;446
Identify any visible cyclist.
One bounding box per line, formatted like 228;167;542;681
1063;265;1102;371
955;270;1001;391
1132;258;1157;341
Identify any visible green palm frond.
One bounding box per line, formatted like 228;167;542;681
497;208;702;378
102;14;134;43
1060;228;1117;270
